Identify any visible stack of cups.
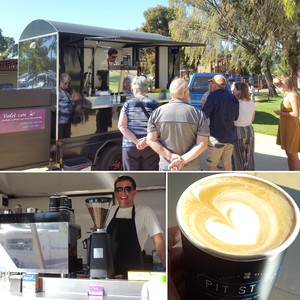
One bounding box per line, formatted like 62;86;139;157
49;195;75;223
49;195;60;212
59;195;69;212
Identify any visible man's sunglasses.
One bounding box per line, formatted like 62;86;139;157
115;186;134;193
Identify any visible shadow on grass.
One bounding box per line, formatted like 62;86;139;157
254;111;279;125
255;99;276;103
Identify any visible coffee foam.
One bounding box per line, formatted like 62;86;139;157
178;176;295;255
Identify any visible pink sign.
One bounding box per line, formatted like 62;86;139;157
0;108;46;134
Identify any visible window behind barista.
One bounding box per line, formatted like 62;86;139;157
96;48;118;91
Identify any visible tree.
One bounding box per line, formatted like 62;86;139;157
0;29;17;59
141;5;175;37
170;0;300;94
140;5;176;78
275;2;300;85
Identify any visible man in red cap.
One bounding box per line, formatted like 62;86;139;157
202;74;239;170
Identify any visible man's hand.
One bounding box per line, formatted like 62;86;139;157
168;155;185;171
168;226;185;300
136;137;147;150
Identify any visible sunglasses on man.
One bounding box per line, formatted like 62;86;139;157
114;186;134;193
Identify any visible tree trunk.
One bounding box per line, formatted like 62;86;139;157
286;51;299;89
283;34;299;88
261;57;277;97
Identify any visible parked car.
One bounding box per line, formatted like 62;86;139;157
188;72;231;110
228;74;267;89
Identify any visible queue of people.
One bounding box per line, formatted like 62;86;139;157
118;74;245;171
135;73;298;171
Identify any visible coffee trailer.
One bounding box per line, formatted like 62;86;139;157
0;19;200;170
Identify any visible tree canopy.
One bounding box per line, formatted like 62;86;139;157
0;29;17;59
168;0;300;94
140;5;176;78
141;5;175;37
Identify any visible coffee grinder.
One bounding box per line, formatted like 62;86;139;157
85;197;114;278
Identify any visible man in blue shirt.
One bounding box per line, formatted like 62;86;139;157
202;75;239;170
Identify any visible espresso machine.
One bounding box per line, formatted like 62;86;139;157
85;197;114;279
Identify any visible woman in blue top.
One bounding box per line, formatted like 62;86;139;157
58;73;81;138
118;76;159;170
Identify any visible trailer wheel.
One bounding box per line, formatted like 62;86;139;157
95;144;123;170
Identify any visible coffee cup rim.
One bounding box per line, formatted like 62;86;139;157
176;173;300;262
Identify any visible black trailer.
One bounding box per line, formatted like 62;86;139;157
0;19;201;170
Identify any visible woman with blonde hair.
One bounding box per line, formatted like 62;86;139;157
232;82;256;170
274;76;300;170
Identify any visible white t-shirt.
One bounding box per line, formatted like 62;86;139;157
234;99;255;127
99;59;118;70
105;204;163;250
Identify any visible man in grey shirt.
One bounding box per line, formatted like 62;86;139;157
147;78;210;171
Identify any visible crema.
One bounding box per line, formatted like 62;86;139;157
177;176;295;255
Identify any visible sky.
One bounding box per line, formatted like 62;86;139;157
1;0;169;42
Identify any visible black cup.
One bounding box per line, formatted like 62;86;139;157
49;196;60;212
181;233;285;300
59;195;69;212
176;173;300;300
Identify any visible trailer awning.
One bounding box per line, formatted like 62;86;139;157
19;19;204;48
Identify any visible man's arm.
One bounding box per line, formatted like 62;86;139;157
181;135;208;163
151;232;166;269
168;135;208;170
146;131;180;162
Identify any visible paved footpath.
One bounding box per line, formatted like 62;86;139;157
200;132;289;171
253;132;288;171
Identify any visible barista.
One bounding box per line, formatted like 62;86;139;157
99;47;118;70
106;175;166;278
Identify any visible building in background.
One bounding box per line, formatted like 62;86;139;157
0;58;17;88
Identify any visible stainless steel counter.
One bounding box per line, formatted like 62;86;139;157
85;96;123;109
85;95;170;109
2;278;145;299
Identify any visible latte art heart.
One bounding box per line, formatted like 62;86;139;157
178;176;295;255
206;201;260;245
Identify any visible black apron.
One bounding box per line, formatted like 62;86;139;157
107;205;143;277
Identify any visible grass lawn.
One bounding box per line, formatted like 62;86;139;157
253;90;282;136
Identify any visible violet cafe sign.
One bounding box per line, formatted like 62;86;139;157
0;108;45;134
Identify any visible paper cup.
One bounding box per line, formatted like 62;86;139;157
176;173;300;300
